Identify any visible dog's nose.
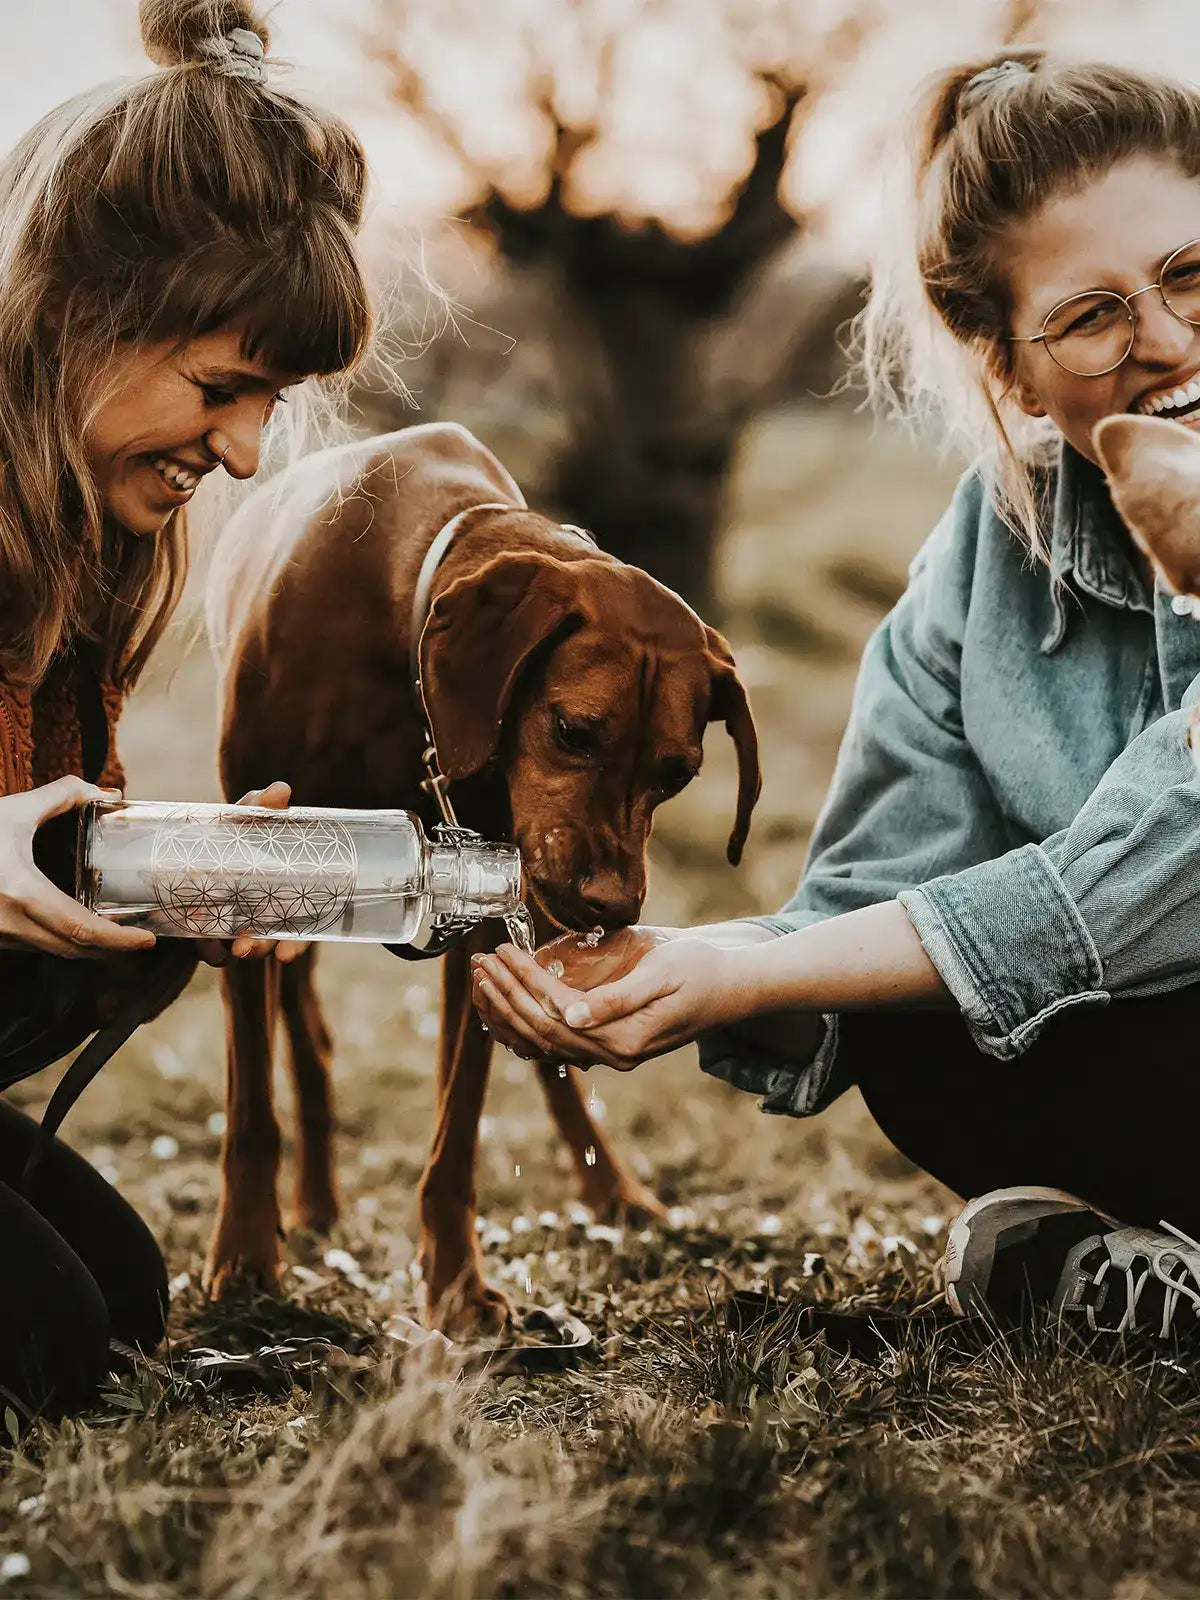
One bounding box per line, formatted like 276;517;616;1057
578;869;642;929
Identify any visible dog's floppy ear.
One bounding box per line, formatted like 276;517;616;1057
1094;413;1200;597
420;553;581;779
704;625;761;866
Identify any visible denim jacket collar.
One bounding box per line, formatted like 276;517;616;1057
1041;441;1153;653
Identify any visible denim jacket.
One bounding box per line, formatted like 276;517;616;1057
699;441;1200;1117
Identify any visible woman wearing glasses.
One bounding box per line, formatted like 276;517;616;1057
474;53;1200;1343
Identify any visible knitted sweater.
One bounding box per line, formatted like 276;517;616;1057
0;653;125;797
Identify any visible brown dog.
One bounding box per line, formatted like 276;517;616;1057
203;421;760;1331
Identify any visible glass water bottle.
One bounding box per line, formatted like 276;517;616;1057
75;800;526;949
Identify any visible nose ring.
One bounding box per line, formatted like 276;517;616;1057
218;444;230;467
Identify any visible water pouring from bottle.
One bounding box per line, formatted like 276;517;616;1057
503;902;537;955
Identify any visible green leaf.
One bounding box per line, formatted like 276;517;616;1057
4;1407;20;1447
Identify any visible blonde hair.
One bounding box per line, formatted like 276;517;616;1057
0;0;371;688
860;48;1200;560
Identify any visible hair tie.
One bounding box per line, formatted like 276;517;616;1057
198;27;267;83
959;59;1033;114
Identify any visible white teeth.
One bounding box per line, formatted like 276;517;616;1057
1139;376;1200;416
151;458;200;492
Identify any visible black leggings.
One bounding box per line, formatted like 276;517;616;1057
0;1100;167;1418
850;983;1200;1237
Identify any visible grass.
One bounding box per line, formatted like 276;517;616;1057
4;406;1199;1597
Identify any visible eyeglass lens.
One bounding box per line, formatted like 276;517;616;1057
1043;242;1200;376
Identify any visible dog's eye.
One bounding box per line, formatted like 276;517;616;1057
654;758;695;797
554;714;595;756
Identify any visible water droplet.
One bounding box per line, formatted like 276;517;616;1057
523;1275;533;1294
558;1063;568;1078
514;1163;521;1178
584;1145;597;1167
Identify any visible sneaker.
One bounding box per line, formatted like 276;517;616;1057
941;1186;1200;1343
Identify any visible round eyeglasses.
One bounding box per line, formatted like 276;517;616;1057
1010;238;1200;378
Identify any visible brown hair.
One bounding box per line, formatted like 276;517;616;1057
0;0;371;688
859;49;1200;558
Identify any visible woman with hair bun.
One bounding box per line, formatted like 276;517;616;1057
476;51;1200;1346
0;0;370;1413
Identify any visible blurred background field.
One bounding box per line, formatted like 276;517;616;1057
9;0;1200;1594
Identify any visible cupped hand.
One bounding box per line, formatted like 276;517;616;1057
0;777;158;958
193;781;311;968
471;930;756;1069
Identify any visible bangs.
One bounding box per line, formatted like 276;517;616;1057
149;222;371;379
236;225;371;377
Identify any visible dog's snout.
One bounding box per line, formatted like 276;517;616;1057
578;868;642;929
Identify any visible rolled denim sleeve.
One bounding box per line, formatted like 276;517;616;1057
900;691;1200;1059
700;467;1017;1115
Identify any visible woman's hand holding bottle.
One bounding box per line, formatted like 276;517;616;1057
0;777;158;957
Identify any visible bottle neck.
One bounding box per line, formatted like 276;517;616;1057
427;841;522;920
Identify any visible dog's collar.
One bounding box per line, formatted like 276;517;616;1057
410;501;598;828
410;503;516;700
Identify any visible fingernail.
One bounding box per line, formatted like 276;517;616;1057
564;1002;591;1027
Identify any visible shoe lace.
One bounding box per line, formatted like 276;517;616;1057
1087;1220;1200;1338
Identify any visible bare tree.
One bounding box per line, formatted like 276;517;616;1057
364;0;1037;608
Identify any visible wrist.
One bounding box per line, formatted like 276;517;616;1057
712;944;782;1027
726;934;813;1020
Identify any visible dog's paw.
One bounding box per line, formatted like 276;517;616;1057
582;1177;666;1229
420;1238;515;1338
429;1276;516;1341
202;1218;283;1301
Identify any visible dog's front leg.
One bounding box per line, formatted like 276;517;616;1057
280;947;339;1234
203;960;284;1298
418;930;513;1336
535;1060;664;1223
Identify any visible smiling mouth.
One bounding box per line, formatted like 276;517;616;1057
1135;371;1200;420
147;456;205;497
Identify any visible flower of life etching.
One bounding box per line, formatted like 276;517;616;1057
149;808;358;938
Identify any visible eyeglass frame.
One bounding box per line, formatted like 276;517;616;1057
1008;237;1200;377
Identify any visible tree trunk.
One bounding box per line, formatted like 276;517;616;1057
544;288;736;613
